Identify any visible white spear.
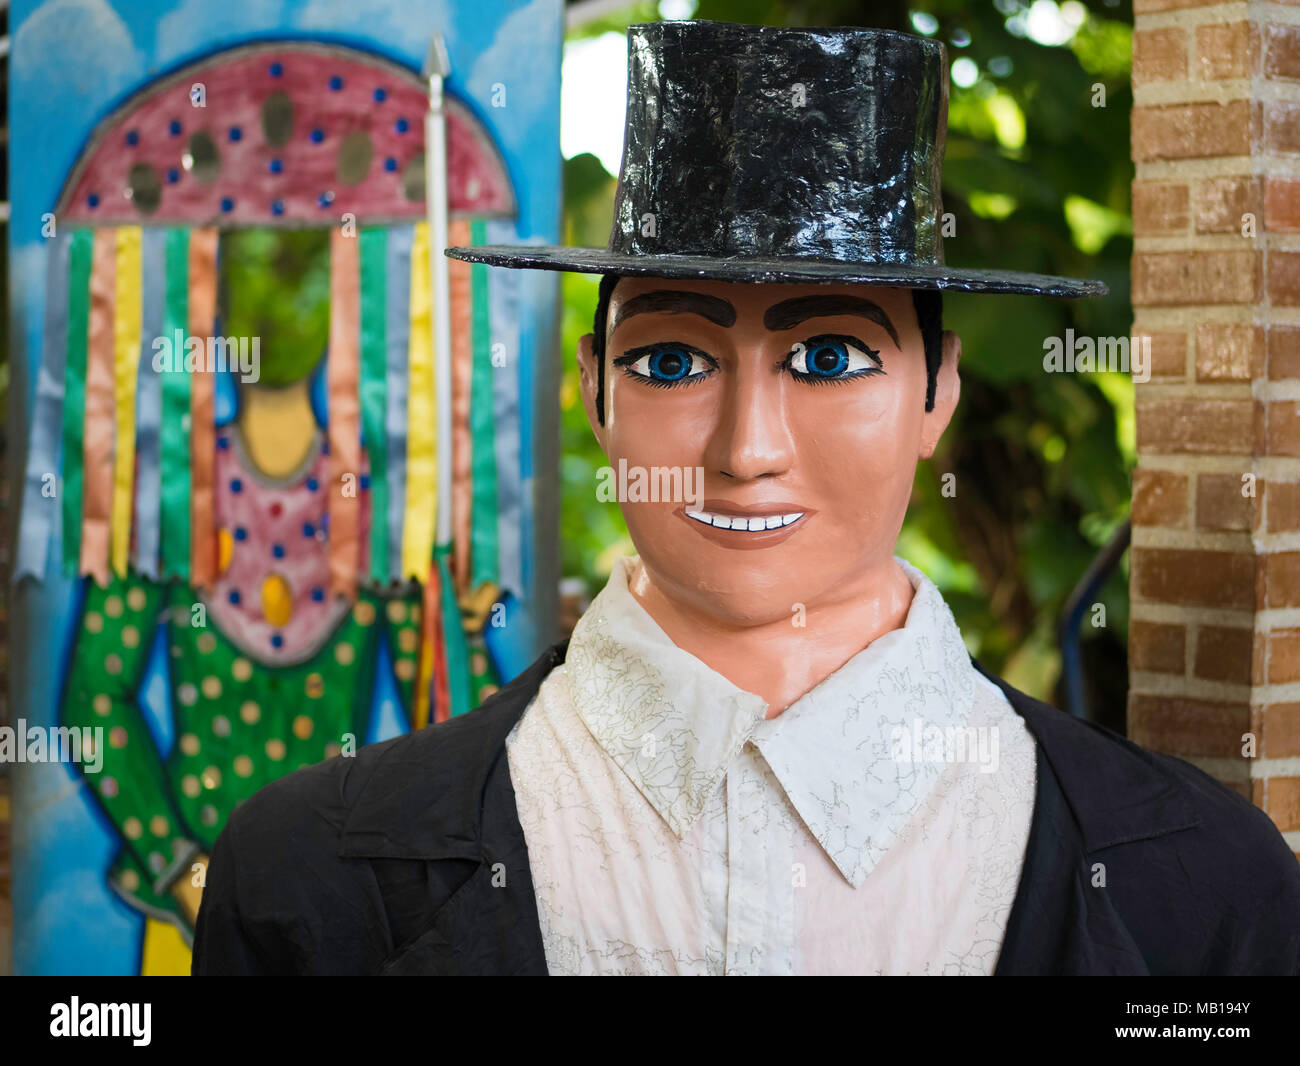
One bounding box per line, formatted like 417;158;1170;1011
424;32;453;553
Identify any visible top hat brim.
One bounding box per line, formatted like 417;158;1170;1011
444;245;1108;299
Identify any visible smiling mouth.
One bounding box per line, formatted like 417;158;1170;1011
684;509;805;531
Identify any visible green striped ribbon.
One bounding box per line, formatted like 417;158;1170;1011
160;228;191;579
359;228;389;582
434;543;471;717
60;229;93;574
468;220;499;587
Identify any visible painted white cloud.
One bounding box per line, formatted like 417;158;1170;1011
297;0;457;53
463;0;561;133
154;0;288;65
12;0;144;105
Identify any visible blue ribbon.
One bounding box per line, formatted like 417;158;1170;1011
486;220;525;600
15;232;71;582
385;225;413;584
132;227;167;578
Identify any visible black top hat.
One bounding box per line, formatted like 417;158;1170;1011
446;20;1106;298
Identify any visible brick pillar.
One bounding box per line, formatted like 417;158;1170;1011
1131;2;1300;861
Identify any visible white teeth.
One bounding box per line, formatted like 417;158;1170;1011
685;510;806;531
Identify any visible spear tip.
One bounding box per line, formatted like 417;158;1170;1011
423;32;450;79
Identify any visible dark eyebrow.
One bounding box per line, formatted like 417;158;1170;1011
763;294;900;349
610;290;737;333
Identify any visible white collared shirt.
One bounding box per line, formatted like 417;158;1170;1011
504;555;1038;975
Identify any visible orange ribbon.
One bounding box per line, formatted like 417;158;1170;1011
328;228;362;601
80;228;117;586
188;227;219;590
448;219;474;596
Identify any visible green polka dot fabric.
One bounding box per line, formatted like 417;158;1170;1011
63;570;424;926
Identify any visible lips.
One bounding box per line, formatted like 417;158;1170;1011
674;501;812;549
685;509;804;531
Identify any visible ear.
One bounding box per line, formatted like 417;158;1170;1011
575;332;608;451
919;330;961;460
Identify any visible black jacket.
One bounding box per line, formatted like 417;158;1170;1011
192;642;1300;975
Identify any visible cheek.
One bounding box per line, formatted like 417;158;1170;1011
605;377;714;461
791;378;925;524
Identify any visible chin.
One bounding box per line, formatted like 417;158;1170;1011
631;530;844;627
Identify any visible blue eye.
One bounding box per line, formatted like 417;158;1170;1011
615;344;715;388
786;335;882;383
648;348;690;380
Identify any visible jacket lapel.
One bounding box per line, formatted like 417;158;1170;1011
993;742;1149;974
977;661;1200;975
339;641;567;975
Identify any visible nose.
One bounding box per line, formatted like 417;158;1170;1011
706;359;794;481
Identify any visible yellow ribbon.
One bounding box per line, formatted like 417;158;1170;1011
401;222;437;580
110;227;142;579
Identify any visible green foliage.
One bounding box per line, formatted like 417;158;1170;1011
218;228;331;387
560;0;1135;717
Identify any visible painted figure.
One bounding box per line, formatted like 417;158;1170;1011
16;39;531;974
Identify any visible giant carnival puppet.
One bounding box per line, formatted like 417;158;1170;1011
10;0;563;975
193;20;1300;976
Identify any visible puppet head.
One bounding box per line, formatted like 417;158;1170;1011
447;20;1106;624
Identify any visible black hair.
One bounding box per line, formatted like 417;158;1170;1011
590;275;944;424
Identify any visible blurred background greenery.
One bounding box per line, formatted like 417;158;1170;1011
559;0;1134;729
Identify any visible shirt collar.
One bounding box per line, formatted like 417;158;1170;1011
564;555;979;887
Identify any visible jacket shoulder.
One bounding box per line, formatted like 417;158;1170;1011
191;736;407;975
978;662;1300;974
193;642;566;975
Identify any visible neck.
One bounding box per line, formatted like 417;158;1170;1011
626;556;915;719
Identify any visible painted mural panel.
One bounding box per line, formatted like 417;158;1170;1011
8;0;563;974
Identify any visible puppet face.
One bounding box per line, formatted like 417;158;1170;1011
576;277;961;627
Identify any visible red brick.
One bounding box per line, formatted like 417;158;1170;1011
1267;325;1300;379
1265;480;1300;531
1133;181;1189;234
1129;693;1251;758
1196;472;1256;531
1195;321;1261;381
1131;620;1187;674
1132;250;1260;306
1136;399;1254;455
1195;175;1260;234
1145;330;1187;380
1267;629;1300;683
1197;22;1255;81
1135;28;1188;84
1132;547;1257;609
1261;401;1300;457
1253;702;1300;757
1133;101;1252;161
1133;468;1189;527
1264;101;1300;155
1135;0;1229;11
1266;777;1300;832
1195;624;1253;684
1265;178;1300;232
1264;23;1300;81
1268;252;1300;305
1263;551;1300;608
